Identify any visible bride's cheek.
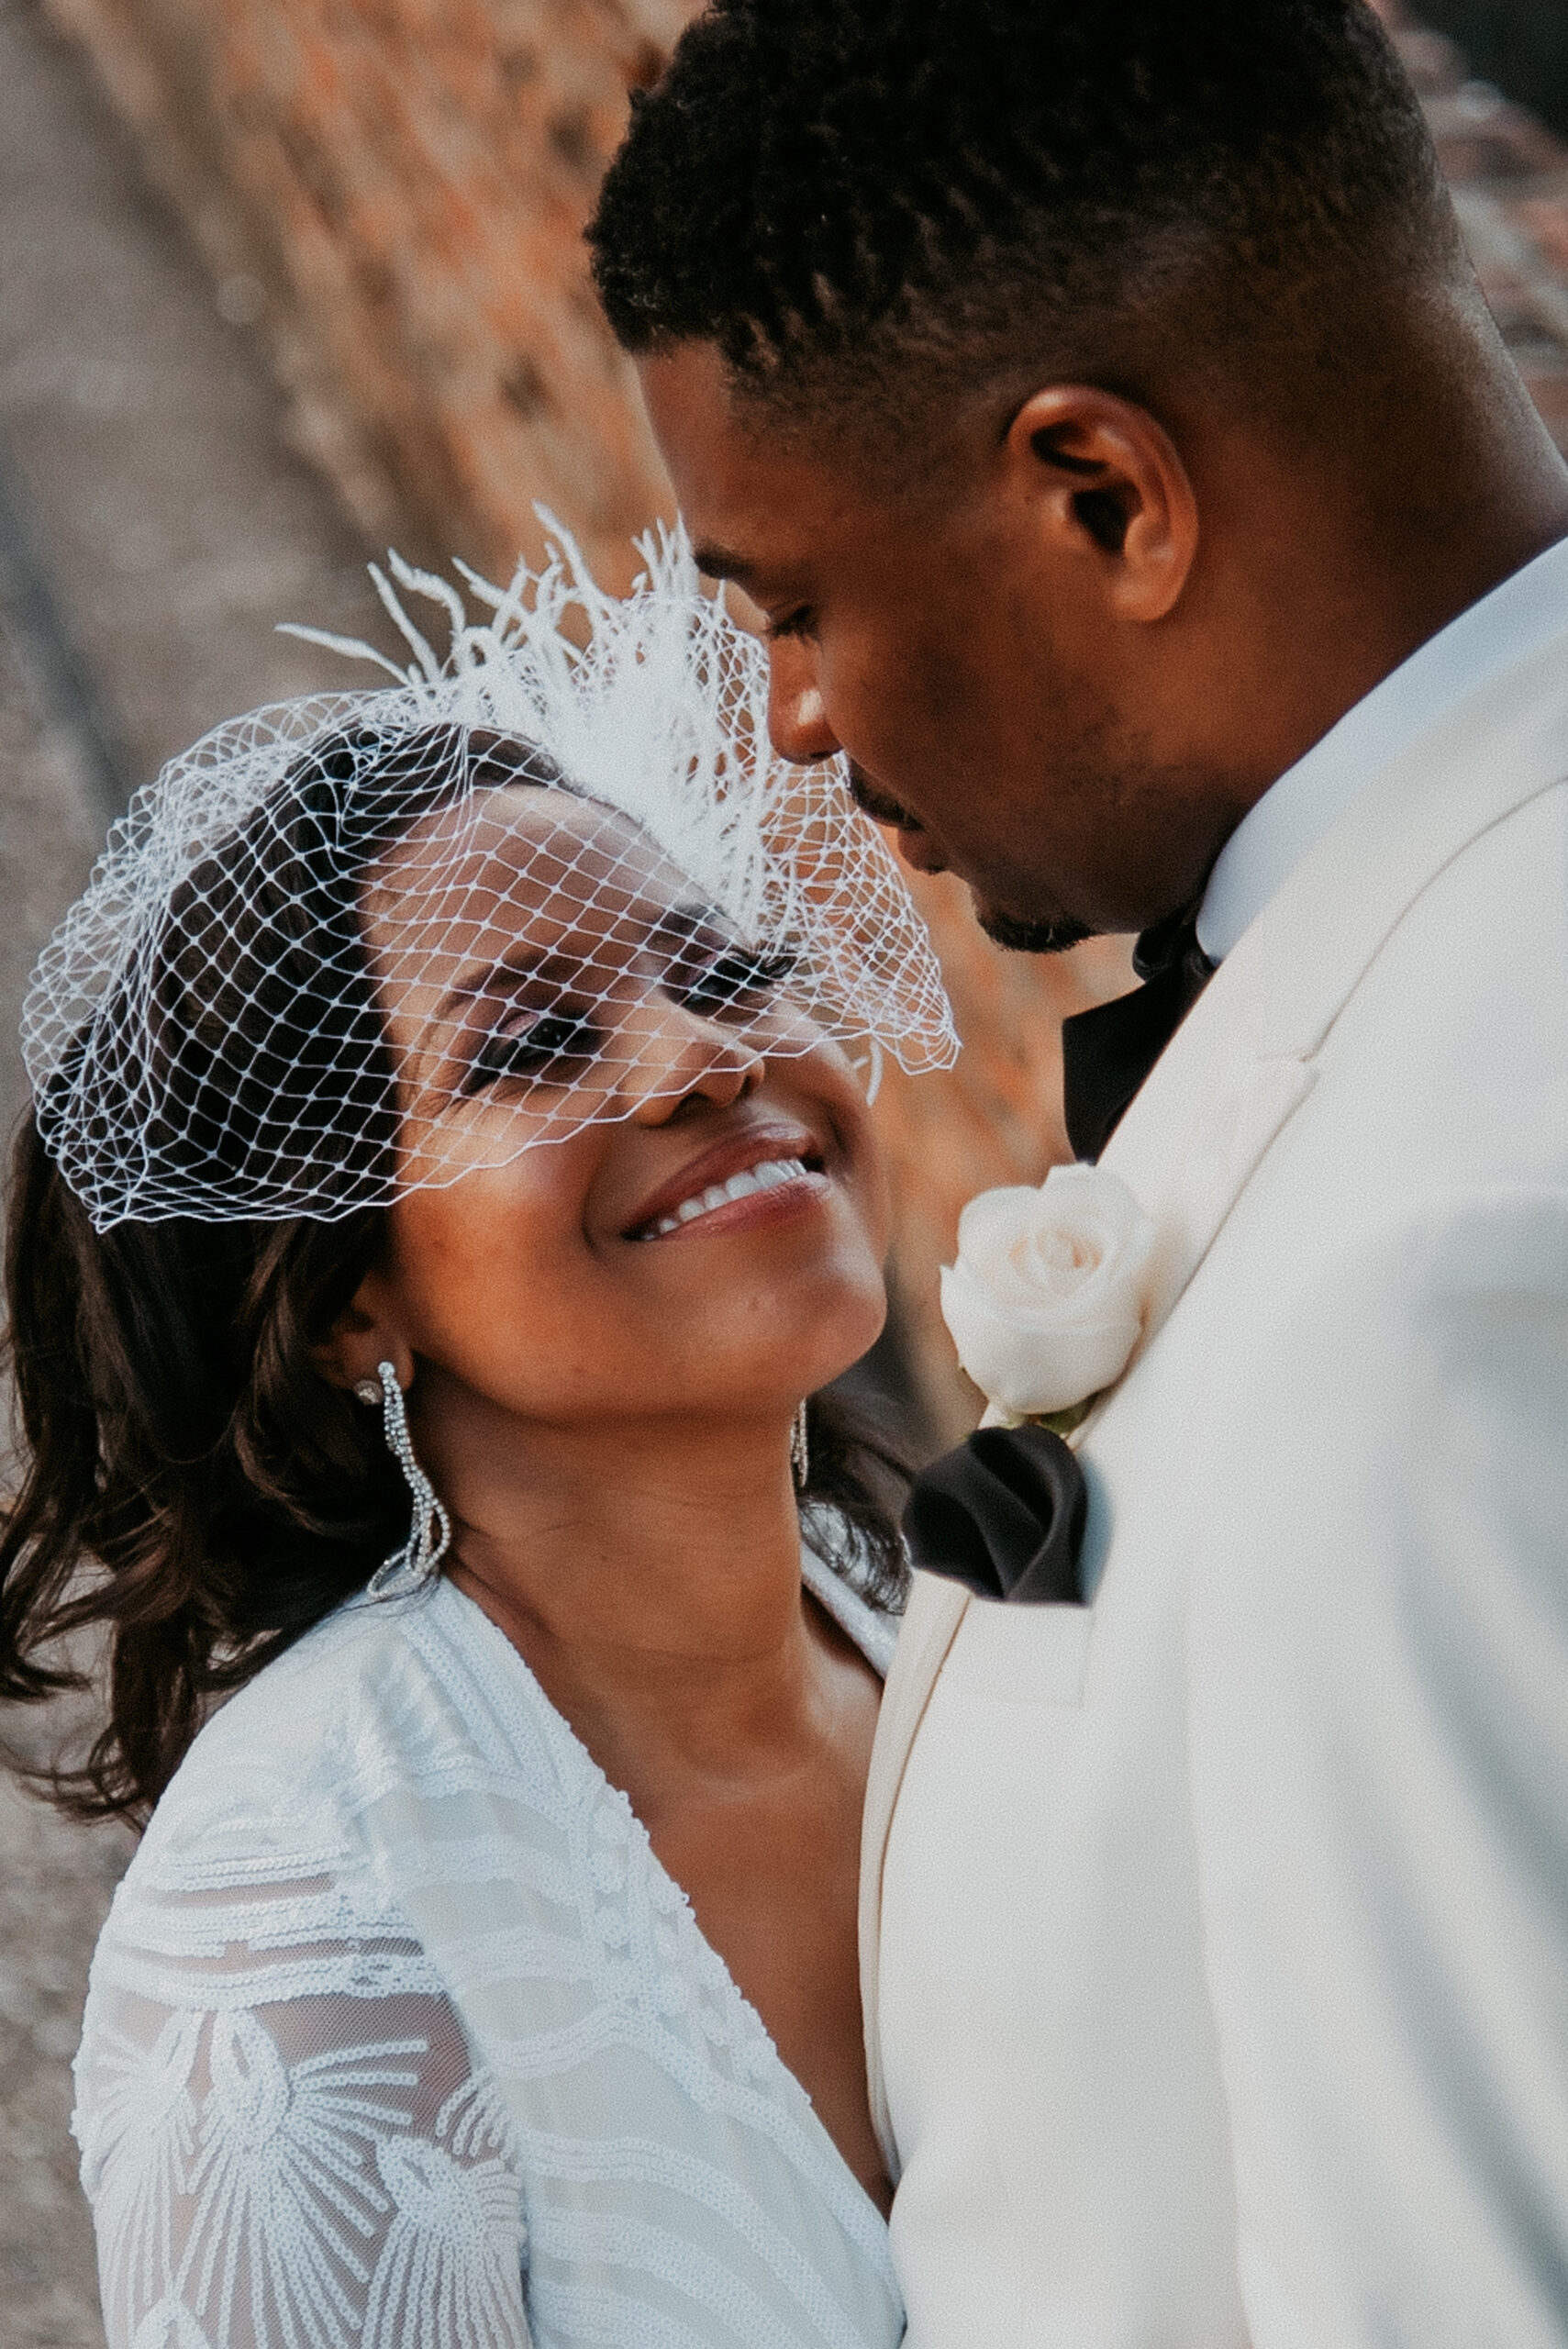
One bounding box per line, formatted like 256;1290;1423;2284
388;1163;596;1339
808;1064;891;1259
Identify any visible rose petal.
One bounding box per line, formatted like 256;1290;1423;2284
940;1164;1158;1415
940;1263;1144;1415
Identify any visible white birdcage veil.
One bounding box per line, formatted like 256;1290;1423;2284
22;518;957;1230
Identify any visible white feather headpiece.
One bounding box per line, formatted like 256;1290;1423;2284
22;518;957;1228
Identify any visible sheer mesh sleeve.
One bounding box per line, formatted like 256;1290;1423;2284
71;1580;904;2349
73;1879;531;2349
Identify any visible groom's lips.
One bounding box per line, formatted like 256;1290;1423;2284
847;763;917;829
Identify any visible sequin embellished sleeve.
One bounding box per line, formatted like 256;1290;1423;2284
72;1865;532;2349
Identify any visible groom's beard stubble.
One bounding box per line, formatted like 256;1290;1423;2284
978;907;1095;955
846;761;1095;957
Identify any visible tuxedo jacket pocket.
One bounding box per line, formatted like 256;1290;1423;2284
942;1595;1095;1707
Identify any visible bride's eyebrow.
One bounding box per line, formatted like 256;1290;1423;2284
689;540;758;588
655;903;740;952
432;948;557;1022
428;905;735;1024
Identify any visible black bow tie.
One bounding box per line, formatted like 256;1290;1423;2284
1059;903;1215;1163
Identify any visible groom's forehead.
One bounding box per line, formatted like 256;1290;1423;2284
638;341;894;577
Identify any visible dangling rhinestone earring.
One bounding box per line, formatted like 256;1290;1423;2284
360;1362;451;1601
790;1398;810;1491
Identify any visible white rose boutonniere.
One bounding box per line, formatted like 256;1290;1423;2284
939;1163;1159;1433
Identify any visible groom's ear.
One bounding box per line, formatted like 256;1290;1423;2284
1003;384;1199;623
311;1265;415;1397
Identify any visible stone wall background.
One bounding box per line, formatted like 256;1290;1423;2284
1414;0;1568;138
44;0;693;591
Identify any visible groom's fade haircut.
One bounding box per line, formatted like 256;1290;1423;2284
587;0;1463;462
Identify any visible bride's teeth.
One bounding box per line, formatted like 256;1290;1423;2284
642;1154;813;1237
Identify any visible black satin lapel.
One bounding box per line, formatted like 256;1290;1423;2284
902;1423;1088;1606
1060;904;1216;1163
1061;960;1192;1163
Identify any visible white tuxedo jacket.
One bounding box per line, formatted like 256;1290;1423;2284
863;627;1568;2347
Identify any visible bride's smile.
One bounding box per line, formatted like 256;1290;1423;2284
624;1136;823;1241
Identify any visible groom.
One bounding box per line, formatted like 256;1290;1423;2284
590;5;1568;2342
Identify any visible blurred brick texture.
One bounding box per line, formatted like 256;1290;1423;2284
41;0;1568;1435
43;0;695;590
1376;0;1568;454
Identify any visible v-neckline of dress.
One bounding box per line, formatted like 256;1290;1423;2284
428;1557;898;2250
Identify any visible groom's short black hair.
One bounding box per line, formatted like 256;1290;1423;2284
588;0;1461;448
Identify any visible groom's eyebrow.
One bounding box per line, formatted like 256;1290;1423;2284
691;540;759;587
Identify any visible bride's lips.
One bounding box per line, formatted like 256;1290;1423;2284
622;1127;828;1242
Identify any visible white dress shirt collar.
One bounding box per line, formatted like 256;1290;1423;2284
1196;530;1568;963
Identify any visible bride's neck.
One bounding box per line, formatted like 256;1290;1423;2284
413;1381;815;1773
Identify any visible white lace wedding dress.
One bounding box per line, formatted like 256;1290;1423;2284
72;1550;903;2349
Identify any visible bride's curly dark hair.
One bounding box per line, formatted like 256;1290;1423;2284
0;724;910;1826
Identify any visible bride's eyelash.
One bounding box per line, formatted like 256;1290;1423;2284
463;1008;602;1094
460;947;794;1095
673;948;797;1014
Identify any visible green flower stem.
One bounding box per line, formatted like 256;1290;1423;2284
1029;1396;1096;1439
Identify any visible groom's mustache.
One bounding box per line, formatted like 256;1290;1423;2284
846;763;956;885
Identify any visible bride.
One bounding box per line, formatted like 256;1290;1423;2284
0;534;955;2349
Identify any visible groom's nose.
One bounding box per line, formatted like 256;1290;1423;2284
766;641;842;764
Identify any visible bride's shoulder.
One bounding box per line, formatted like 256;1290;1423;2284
133;1579;538;1878
85;1586;528;2094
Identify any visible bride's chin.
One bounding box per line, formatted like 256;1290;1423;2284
633;1241;886;1387
751;1274;890;1396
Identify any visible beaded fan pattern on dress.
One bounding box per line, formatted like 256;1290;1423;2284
23;521;957;1229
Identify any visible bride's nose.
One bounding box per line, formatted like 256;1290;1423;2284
622;995;765;1122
